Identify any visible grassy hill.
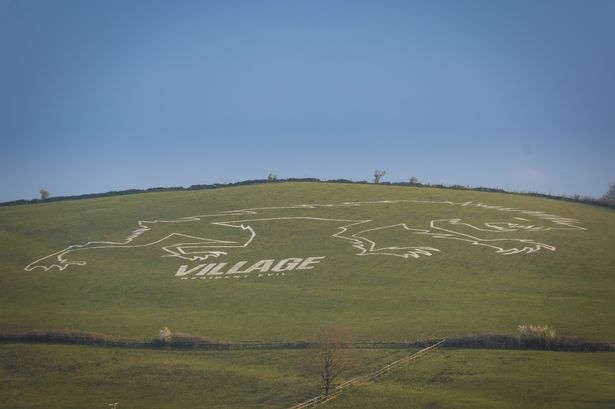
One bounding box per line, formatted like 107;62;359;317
1;182;614;408
2;182;614;341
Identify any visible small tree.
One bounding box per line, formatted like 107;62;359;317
39;189;50;200
409;176;419;185
304;324;356;396
373;170;386;184
267;173;278;183
601;181;615;203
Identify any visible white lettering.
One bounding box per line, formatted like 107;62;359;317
206;263;228;275
271;258;303;272
225;261;248;274
244;259;274;273
177;256;325;279
195;263;217;276
176;264;206;276
296;256;326;270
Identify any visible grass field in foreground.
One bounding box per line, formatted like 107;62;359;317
1;182;614;341
0;344;407;409
1;345;614;409
326;349;615;409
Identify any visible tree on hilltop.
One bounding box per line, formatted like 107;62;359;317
373;170;386;184
602;181;615;203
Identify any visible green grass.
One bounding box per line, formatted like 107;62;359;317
2;345;614;409
0;343;407;409
326;349;615;409
1;182;614;408
2;182;614;341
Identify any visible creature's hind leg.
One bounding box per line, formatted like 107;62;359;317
25;243;98;271
24;230;164;272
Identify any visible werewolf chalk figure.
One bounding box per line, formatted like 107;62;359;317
25;200;586;271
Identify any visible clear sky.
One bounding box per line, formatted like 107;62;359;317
1;0;614;202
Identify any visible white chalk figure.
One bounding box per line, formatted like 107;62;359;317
24;200;586;271
349;219;557;259
25;220;256;271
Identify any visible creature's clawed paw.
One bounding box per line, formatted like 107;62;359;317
169;251;228;261
498;241;555;255
370;246;440;259
25;260;86;272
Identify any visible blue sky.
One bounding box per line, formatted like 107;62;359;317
1;0;614;202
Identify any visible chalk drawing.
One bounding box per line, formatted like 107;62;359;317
24;200;586;271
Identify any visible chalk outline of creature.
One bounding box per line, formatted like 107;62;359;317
24;200;586;271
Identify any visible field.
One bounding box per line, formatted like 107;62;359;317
1;182;614;407
1;345;614;409
327;349;615;409
0;344;411;409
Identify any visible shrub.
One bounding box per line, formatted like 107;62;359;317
445;333;519;349
0;328;120;345
557;336;611;352
159;326;172;344
170;332;220;348
518;324;558;349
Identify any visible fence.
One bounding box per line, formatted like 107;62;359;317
288;339;445;409
0;331;309;350
2;331;611;352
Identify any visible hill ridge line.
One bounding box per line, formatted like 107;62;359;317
3;179;614;209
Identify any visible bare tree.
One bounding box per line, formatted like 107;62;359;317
304;324;356;396
373;170;386;184
39;189;50;200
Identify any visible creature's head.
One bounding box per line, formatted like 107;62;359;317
483;213;585;232
484;217;550;232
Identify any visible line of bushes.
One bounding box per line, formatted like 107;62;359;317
0;328;307;350
416;325;612;352
0;329;124;346
2;327;612;352
0;178;318;207
441;333;611;352
3;177;613;210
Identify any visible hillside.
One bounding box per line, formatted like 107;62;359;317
2;182;614;342
2;182;615;408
